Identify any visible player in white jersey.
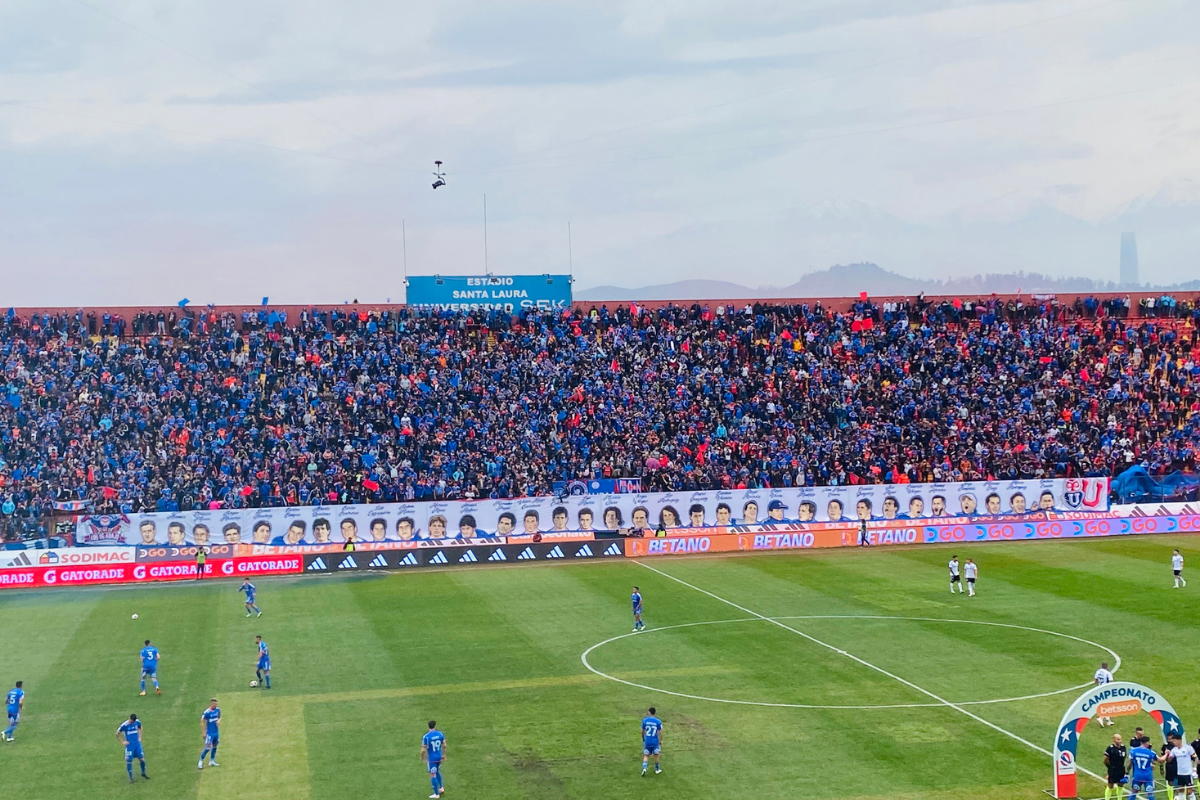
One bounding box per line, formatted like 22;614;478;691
1173;550;1187;588
963;559;978;596
948;556;963;594
1094;662;1115;726
1163;733;1199;800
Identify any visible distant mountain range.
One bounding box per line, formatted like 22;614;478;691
576;262;1200;301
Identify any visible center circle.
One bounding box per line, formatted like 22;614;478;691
580;615;1121;710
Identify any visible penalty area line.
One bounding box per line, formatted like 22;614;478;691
632;559;1105;784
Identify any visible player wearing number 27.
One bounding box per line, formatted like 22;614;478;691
421;720;446;798
641;707;663;776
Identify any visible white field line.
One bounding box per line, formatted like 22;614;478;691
581;615;1119;708
632;560;1105;783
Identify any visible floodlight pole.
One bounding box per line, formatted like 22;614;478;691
483;194;489;272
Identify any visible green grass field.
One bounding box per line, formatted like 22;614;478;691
2;534;1198;800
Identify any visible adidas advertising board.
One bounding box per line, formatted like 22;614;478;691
299;541;623;573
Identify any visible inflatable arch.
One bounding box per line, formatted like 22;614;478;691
1054;681;1184;798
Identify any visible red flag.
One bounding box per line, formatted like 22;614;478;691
859;291;868;300
101;486;118;500
363;478;380;492
610;357;620;373
239;486;253;496
952;298;962;310
681;338;690;354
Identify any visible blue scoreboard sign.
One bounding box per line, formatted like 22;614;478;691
406;275;572;312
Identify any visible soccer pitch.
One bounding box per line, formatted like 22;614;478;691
3;535;1198;800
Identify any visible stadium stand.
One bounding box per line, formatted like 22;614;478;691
1;293;1198;541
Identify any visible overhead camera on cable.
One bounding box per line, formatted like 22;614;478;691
432;161;446;189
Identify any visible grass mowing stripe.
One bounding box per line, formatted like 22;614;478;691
632;559;1107;785
196;691;310;800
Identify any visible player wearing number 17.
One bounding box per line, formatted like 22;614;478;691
1129;737;1157;800
641;707;663;776
420;720;446;798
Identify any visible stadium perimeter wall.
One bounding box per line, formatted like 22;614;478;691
6;290;1200;319
2;504;1196;591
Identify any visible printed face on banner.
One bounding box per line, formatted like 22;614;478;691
73;478;1108;545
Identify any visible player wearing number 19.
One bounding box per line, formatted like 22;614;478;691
420;720;446;798
116;714;149;782
641;707;663;776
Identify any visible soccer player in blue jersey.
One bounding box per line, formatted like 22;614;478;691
197;699;220;769
3;681;24;741
254;635;271;688
240;580;262;617
139;640;161;696
641;707;663;776
632;586;645;632
116;713;149;782
1130;735;1158;800
420;720;446;798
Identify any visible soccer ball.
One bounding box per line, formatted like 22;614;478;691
131;614;139;620
250;680;258;687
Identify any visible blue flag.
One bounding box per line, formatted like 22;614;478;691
178;298;190;307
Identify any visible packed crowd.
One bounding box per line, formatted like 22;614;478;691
1;294;1198;531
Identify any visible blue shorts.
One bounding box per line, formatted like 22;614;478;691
258;658;271;670
205;734;219;748
141;668;157;677
428;760;442;775
633;606;642;615
1131;780;1155;792
643;739;661;755
7;711;19;724
125;743;144;760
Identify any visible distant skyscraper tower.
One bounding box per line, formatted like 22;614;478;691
1120;232;1139;286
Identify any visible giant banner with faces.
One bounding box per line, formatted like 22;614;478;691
70;478;1110;546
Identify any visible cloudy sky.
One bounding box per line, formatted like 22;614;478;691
1;0;1198;304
